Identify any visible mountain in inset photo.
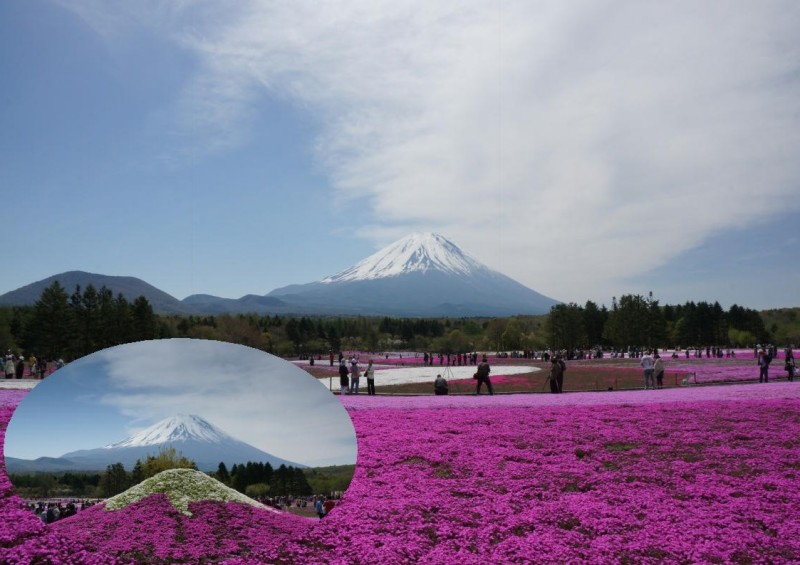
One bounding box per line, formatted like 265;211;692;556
6;414;305;473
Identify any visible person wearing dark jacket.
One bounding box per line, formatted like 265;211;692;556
474;355;494;395
549;356;565;393
338;361;349;395
434;374;449;395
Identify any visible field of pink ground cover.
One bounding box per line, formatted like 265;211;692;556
2;384;800;563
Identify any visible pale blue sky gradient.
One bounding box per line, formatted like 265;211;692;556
1;1;798;310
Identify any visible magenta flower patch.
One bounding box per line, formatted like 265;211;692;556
2;381;800;563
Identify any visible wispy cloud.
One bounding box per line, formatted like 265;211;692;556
66;1;800;302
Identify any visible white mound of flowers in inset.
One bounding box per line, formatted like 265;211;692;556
104;468;277;516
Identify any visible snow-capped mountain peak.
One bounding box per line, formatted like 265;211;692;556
104;414;234;449
322;233;486;283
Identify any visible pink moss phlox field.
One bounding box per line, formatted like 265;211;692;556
336;400;800;563
50;495;313;564
340;381;800;410
3;382;800;562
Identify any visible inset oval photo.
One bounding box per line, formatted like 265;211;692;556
4;339;356;534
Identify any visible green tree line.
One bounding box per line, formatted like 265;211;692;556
0;283;790;363
213;461;314;499
10;447;323;500
546;293;772;352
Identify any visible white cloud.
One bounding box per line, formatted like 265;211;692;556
67;1;800;303
96;340;356;465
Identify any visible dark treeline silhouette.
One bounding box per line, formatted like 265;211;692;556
0;283;788;364
547;293;771;353
215;461;313;498
2;281;160;361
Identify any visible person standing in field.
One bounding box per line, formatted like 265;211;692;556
758;348;771;382
640;350;655;389
474;355;494;395
785;346;795;382
365;360;376;395
338;360;349;395
549;356;565;393
653;353;665;389
349;357;361;394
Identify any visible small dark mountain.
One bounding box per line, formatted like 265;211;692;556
0;271;193;314
4;456;78;474
181;294;286;314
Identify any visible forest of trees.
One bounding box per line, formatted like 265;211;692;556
10;447;318;500
545;293;773;353
0;282;789;365
213;461;313;499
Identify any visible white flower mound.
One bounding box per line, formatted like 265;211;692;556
320;365;540;390
103;468;278;516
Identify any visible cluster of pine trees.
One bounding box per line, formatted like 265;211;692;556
214;461;312;499
1;281;160;361
546;294;771;353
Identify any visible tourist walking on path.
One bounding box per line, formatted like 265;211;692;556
365;360;376;395
474;355;494;395
640;351;655;389
758;349;771;382
338;360;349;395
653;354;665;389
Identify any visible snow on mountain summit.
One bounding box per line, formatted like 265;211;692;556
322;233;487;283
104;414;234;449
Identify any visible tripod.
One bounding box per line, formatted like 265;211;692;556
441;364;461;394
542;371;551;392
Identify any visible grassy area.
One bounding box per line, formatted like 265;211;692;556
303;464;355;495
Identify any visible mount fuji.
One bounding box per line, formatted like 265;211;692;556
6;414;304;473
1;233;559;316
264;233;560;316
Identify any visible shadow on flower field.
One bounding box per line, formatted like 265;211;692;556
2;383;800;563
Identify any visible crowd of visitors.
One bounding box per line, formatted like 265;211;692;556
27;499;98;524
4;350;62;379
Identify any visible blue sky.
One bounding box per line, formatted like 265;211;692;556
1;1;798;310
4;339;357;466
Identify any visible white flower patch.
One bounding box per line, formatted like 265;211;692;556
103;468;277;516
